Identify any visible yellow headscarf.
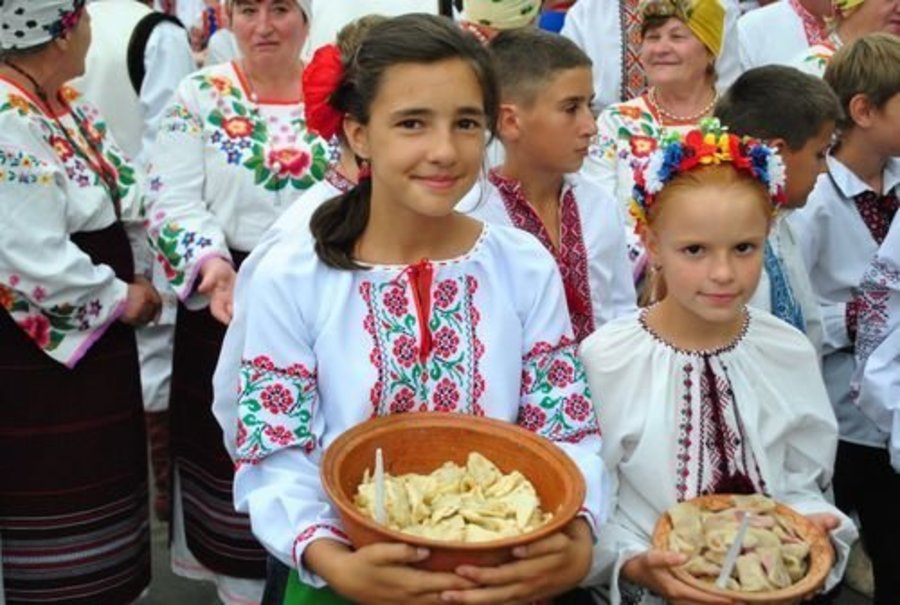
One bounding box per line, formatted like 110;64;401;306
639;0;726;57
832;0;866;16
465;0;541;30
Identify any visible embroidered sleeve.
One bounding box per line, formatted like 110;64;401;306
516;246;606;532
0;146;128;367
230;254;347;587
583;107;628;197
146;78;230;302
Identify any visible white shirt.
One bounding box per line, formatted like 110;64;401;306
789;155;900;447
853;220;900;472
738;0;821;70
580;308;857;604
793;41;838;78
0;80;146;367
145;61;330;305
748;214;825;358
75;0;196;167
206;28;240;67
212;223;608;587
560;0;742;112
462;172;636;340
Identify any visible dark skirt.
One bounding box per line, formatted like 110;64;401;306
170;249;267;579
0;223;150;604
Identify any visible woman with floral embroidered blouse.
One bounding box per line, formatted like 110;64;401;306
582;0;727;280
145;0;328;600
0;1;161;602
212;14;606;605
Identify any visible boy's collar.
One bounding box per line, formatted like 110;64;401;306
488;167;578;200
826;154;900;198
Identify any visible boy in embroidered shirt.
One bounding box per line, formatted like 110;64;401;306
789;33;900;605
463;27;636;342
714;64;841;357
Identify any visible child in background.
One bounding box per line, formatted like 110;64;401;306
464;28;635;342
714;64;842;356
580;119;856;605
213;14;605;605
790;33;900;605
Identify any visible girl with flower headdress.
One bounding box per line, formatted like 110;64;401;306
579;119;857;604
144;0;328;601
793;0;900;76
212;13;606;605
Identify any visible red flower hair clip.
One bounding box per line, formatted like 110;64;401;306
303;44;346;141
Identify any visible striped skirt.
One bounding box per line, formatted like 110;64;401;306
0;224;150;604
170;249;267;579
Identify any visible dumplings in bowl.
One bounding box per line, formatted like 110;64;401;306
652;494;834;604
354;452;553;543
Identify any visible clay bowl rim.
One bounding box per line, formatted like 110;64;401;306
651;494;835;603
321;412;587;552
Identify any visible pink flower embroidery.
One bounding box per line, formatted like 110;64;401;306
547;360;575;388
432;378;460;412
264;425;295;446
389;388;416;413
287;363;312;379
236;420;248;447
18;314;51;348
267;148;312;177
434;280;459;309
392;335;418;368
260;384;294;415
518;404;547;433
31;286;47;303
433;327;460;358
382;287;408;317
564;394;592;422
252;355;276;371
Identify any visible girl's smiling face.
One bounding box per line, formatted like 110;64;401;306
644;173;771;327
345;58;488;222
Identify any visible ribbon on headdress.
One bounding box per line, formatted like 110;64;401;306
0;0;86;51
465;0;541;30
832;0;866;15
639;0;726;57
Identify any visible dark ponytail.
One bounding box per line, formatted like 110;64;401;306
310;14;498;270
310;179;371;270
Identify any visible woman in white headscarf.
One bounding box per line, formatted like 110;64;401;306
144;1;327;602
0;1;160;602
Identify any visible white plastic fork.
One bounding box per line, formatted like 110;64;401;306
715;512;751;589
374;448;386;525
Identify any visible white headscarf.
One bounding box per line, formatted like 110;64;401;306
225;0;313;22
0;0;86;51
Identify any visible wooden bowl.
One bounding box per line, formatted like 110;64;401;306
651;494;835;605
321;412;587;572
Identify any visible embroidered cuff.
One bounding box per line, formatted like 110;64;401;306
291;523;352;588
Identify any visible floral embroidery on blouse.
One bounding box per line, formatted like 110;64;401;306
191;73;330;192
161;104;203;135
519;337;599;444
1;275;105;353
488;170;595;342
151;219;213;288
235;355;319;466
0;149;53;186
855;257;900;366
590;99;664;166
0;93;40;117
362;275;487;418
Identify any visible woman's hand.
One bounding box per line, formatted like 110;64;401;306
197;257;236;325
305;539;476;605
621;550;744;605
439;518;594;604
122;276;162;326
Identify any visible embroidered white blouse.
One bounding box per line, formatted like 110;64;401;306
212;223;607;587
853;221;900;472
789;156;900;448
793;40;838;78
145;61;331;304
0;79;147;368
737;0;826;70
462;172;636;341
579;307;856;604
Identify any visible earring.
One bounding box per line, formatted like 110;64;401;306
357;159;371;181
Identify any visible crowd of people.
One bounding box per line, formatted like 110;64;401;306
0;0;899;604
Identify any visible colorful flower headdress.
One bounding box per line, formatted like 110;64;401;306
302;44;346;141
629;118;787;229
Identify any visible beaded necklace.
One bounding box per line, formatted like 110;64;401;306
648;86;718;125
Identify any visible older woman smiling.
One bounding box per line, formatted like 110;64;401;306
145;0;328;601
582;0;727;284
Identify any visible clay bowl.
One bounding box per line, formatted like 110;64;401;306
652;494;835;605
320;412;586;572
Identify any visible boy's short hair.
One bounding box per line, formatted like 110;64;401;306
714;65;841;150
825;32;900;130
488;28;592;107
